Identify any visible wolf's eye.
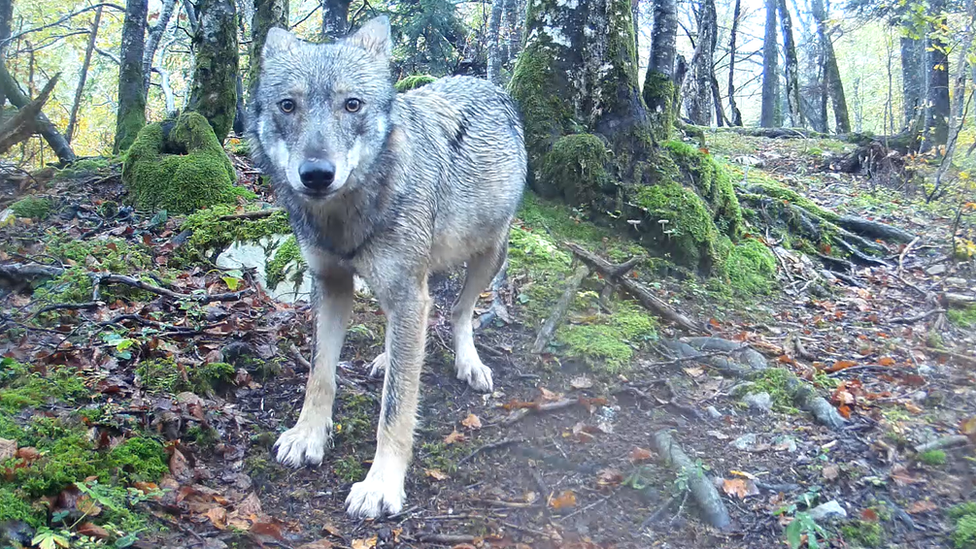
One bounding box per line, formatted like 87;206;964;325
345;98;362;113
279;99;296;114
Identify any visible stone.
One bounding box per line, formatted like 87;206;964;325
809;500;847;521
743;392;773;413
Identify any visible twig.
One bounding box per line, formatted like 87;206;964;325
914;435;969;454
924;346;976;367
417;533;476;544
531;264;589;353
500;398;579;426
217;208;283;221
290;343;313;371
897;236;919;275
94;273;252;303
640;494;679;529
651;429;731;531
457;438;519;466
890;309;945;324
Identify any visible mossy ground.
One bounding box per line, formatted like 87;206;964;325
122;112;249;214
135;358;235;395
917;449;947;466
179;203;291;263
10;196;53;220
947;305;976;329
950;503;976;549
840;520;884;548
265;234;307;291
31;238;155;305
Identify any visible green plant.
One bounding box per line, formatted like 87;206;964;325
786;512;828;549
917;449;947;466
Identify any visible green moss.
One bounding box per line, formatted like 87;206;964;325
642;71;675;142
394;74;437;92
107;437;169;483
32;239;154;305
720;238;777;295
539;134;611;205
0;359;88;412
59;157;112;178
664;140;742;236
114;99;147;154
635;182;717;268
952;503;976;549
122;112;241;214
556;300;656;373
335;393;375;444
10;196;53;220
419;440;466;475
180;204;291;261
187;0;239;143
947;306;976;329
744;368;799;413
265;235;306;291
732;165;839;222
917;449;947;466
135;358;234;395
841;520;883;548
333;455;366;482
0;487;45;527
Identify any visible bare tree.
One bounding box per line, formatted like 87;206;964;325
143;0;177;94
114;0;148;153
250;0;288;97
900;36;925;131
923;0;949;149
810;0;849;133
643;0;678;139
0;64;75;163
760;0;779;127
66;5;102;143
726;0;742;126
685;0;718;125
778;0;801;126
0;0;13;118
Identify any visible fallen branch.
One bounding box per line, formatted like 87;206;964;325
924;347;976;367
217;208;284;221
890;309;945;324
500;397;579;426
914;435;970;454
531;264;589;353
651;429;731;531
0;74;59;155
897;236;919;275
836;215;914;244
564;242;705;334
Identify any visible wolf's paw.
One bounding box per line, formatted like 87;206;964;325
345;473;405;518
367;352;388;378
456;356;493;392
273;420;333;467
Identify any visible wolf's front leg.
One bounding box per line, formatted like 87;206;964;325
275;270;354;467
345;281;430;518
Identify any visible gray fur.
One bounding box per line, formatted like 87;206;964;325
247;16;527;519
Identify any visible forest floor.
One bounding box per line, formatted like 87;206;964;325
0;131;974;549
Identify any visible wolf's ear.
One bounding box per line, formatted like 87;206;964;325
345;16;392;61
263;26;299;59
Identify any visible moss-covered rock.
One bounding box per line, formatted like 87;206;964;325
394;74;437;92
720;237;777;295
180;203;290;259
122;112;244;214
9;196;53;220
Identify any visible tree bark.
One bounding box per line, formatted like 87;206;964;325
0;73;58;155
187;0;239;143
502;0;521;64
900;36;924;131
249;0;288;99
923;0;949;150
143;0;176;95
486;0;504;84
685;0;717;125
0;0;13;119
726;0;742;126
643;0;678;140
777;0;801;126
114;0;148;153
66;5;102;144
322;0;351;39
760;0;778;127
0;64;75;163
811;0;849;133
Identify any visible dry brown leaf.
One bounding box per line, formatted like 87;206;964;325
461;413;482;430
15;447;39;461
249;521;286;542
206;506;229;530
76;522;110;539
722;478;749;499
297;540;335;549
169;448;190;481
877;356;896;366
549;490;576;510
682;367;704;377
444;429;466;444
425;468;448;481
962;417;976;443
827;360;857;373
629;447;653;462
351;536;378;549
906;500;937;514
596;468;623;486
76;495;102;516
236;492;263;516
904;402;923;414
570;375;593;389
0;438;15;462
822;465;840;481
539;387;561;401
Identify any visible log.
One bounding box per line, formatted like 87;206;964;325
531;264;589;353
836;215;914;244
652;429;731;531
0;64;75;164
0;74;59;155
564;242;705;334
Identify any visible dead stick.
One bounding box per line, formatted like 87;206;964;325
924;347;976;367
531;264;589;353
564;242;705;334
914;435;970;453
897;236;919;275
890;309;945;324
500;398;577;426
217;208;284;221
651;429;731;531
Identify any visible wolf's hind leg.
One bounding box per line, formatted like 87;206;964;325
275;270;354;467
452;239;506;392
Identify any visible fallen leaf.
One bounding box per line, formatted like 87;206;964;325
76;495;102;516
539;387;561;401
351;536;377;549
904;401;923;414
15;447;39;461
822;465;839;481
629;447;653;462
206;506;228;530
249;521;286;542
570;375;593;389
682;367;704;377
962;417;976;443
425;469;448;481
461;413;482;430
706;430;729;440
76;523;110;539
0;438;15;462
877;356;896;366
596;468;623;486
236;492;263;516
444;429;466;444
861;508;878;521
906;500;937;514
827;360;857;373
721;478;758;499
549;490;576;510
297;541;335;549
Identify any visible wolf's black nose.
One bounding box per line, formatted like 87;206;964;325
299;160;336;191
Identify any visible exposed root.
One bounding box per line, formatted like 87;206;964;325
651;429;731;531
531;264;589;353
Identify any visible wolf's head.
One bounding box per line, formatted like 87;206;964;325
248;17;395;201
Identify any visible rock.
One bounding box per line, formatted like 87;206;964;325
925;264;946;275
945;277;967;287
731;433;757;451
743;392;772;413
912;390;927;403
705;405;722;419
772;435;798;452
809;500;847;521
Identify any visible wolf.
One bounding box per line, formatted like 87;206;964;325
247;17;527;518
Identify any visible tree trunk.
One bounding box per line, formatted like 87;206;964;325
811;0;849;133
0;64;75;163
923;0;949;150
188;0;239;143
66;6;102;144
0;73;58;156
486;0;504;84
249;0;288;99
726;0;742;126
143;0;177;95
900;36;924;131
685;0;717;125
631;0;639;52
502;0;521;64
760;0;778;127
643;0;678;140
0;0;12;119
114;0;148;153
777;0;801;126
322;0;351;39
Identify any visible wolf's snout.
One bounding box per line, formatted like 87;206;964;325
299;160;336;191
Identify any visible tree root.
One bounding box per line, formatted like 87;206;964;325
914;435;970;454
531;264;589;353
651;429;731;531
